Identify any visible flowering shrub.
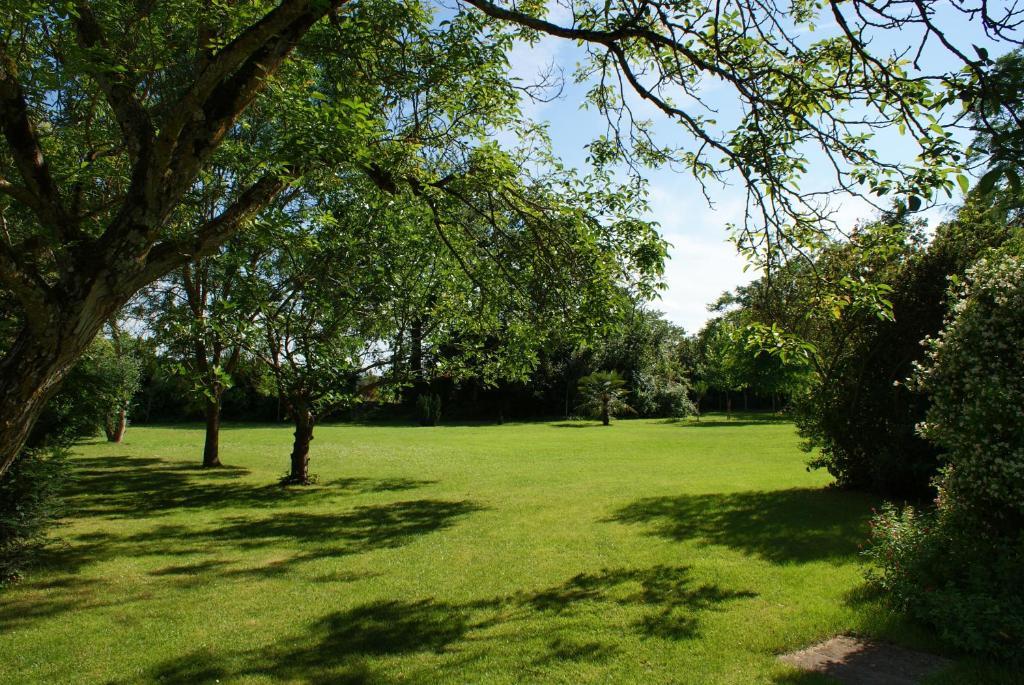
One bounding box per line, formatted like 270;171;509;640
866;254;1024;657
913;255;1024;519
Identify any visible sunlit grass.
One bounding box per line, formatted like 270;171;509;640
0;415;1004;683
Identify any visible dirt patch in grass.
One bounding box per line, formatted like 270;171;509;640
779;635;953;684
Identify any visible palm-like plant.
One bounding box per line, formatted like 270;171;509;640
577;371;634;426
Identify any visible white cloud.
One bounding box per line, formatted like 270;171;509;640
645;181;754;332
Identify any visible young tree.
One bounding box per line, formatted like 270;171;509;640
140;243;261;467
253;246;389;484
578;371;633;426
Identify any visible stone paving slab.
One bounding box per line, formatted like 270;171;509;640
779;635;954;684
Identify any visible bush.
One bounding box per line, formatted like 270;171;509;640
865;500;1024;656
866;254;1024;657
30;337;138;447
634;374;700;417
791;212;1016;497
913;255;1024;521
0;448;71;584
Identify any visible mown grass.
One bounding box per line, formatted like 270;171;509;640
0;415;1006;683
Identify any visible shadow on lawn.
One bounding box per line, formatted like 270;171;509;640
62;455;436;518
123;564;755;684
608;488;876;564
684;412;791;428
0;498;485;631
76;498;484;579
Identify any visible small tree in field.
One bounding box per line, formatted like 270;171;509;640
578;371;633;426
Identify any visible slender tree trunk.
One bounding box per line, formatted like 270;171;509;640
725;393;732;419
286;407;315;484
105;407;127;442
202;395;223;468
601;398;610;426
695;397;701;422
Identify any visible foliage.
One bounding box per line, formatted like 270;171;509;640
635;376;695;420
970;49;1024;199
29;336;139;447
913;254;1024;518
577;370;633;424
865;500;1024;657
866;254;1024;657
714;207;1017;496
0;448;70;584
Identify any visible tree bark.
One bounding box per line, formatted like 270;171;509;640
285;407;315;484
0;313;111;476
202;395;223;468
105;407;127;442
601;399;610;426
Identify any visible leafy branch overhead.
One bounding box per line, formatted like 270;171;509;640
460;0;1023;265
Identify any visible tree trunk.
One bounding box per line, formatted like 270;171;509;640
0;323;103;478
725;393;732;419
202;395;223;468
601;399;610;426
695;398;701;422
286;407;315;484
105;407;127;442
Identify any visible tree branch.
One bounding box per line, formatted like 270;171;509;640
71;1;155;164
0;46;70;234
132;170;293;291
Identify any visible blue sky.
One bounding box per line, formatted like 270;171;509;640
498;4;1015;333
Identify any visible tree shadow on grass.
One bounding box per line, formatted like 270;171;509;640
62;455;436;518
684;412;791;428
125;565;754;684
3;498;485;632
520;564;756;639
123;599;475;685
608;488;877;564
86;498;486;578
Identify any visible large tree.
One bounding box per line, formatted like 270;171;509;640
1;0;1020;477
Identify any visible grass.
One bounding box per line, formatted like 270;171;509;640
0;414;1006;683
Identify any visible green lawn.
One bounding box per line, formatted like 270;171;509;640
0;416;1003;683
